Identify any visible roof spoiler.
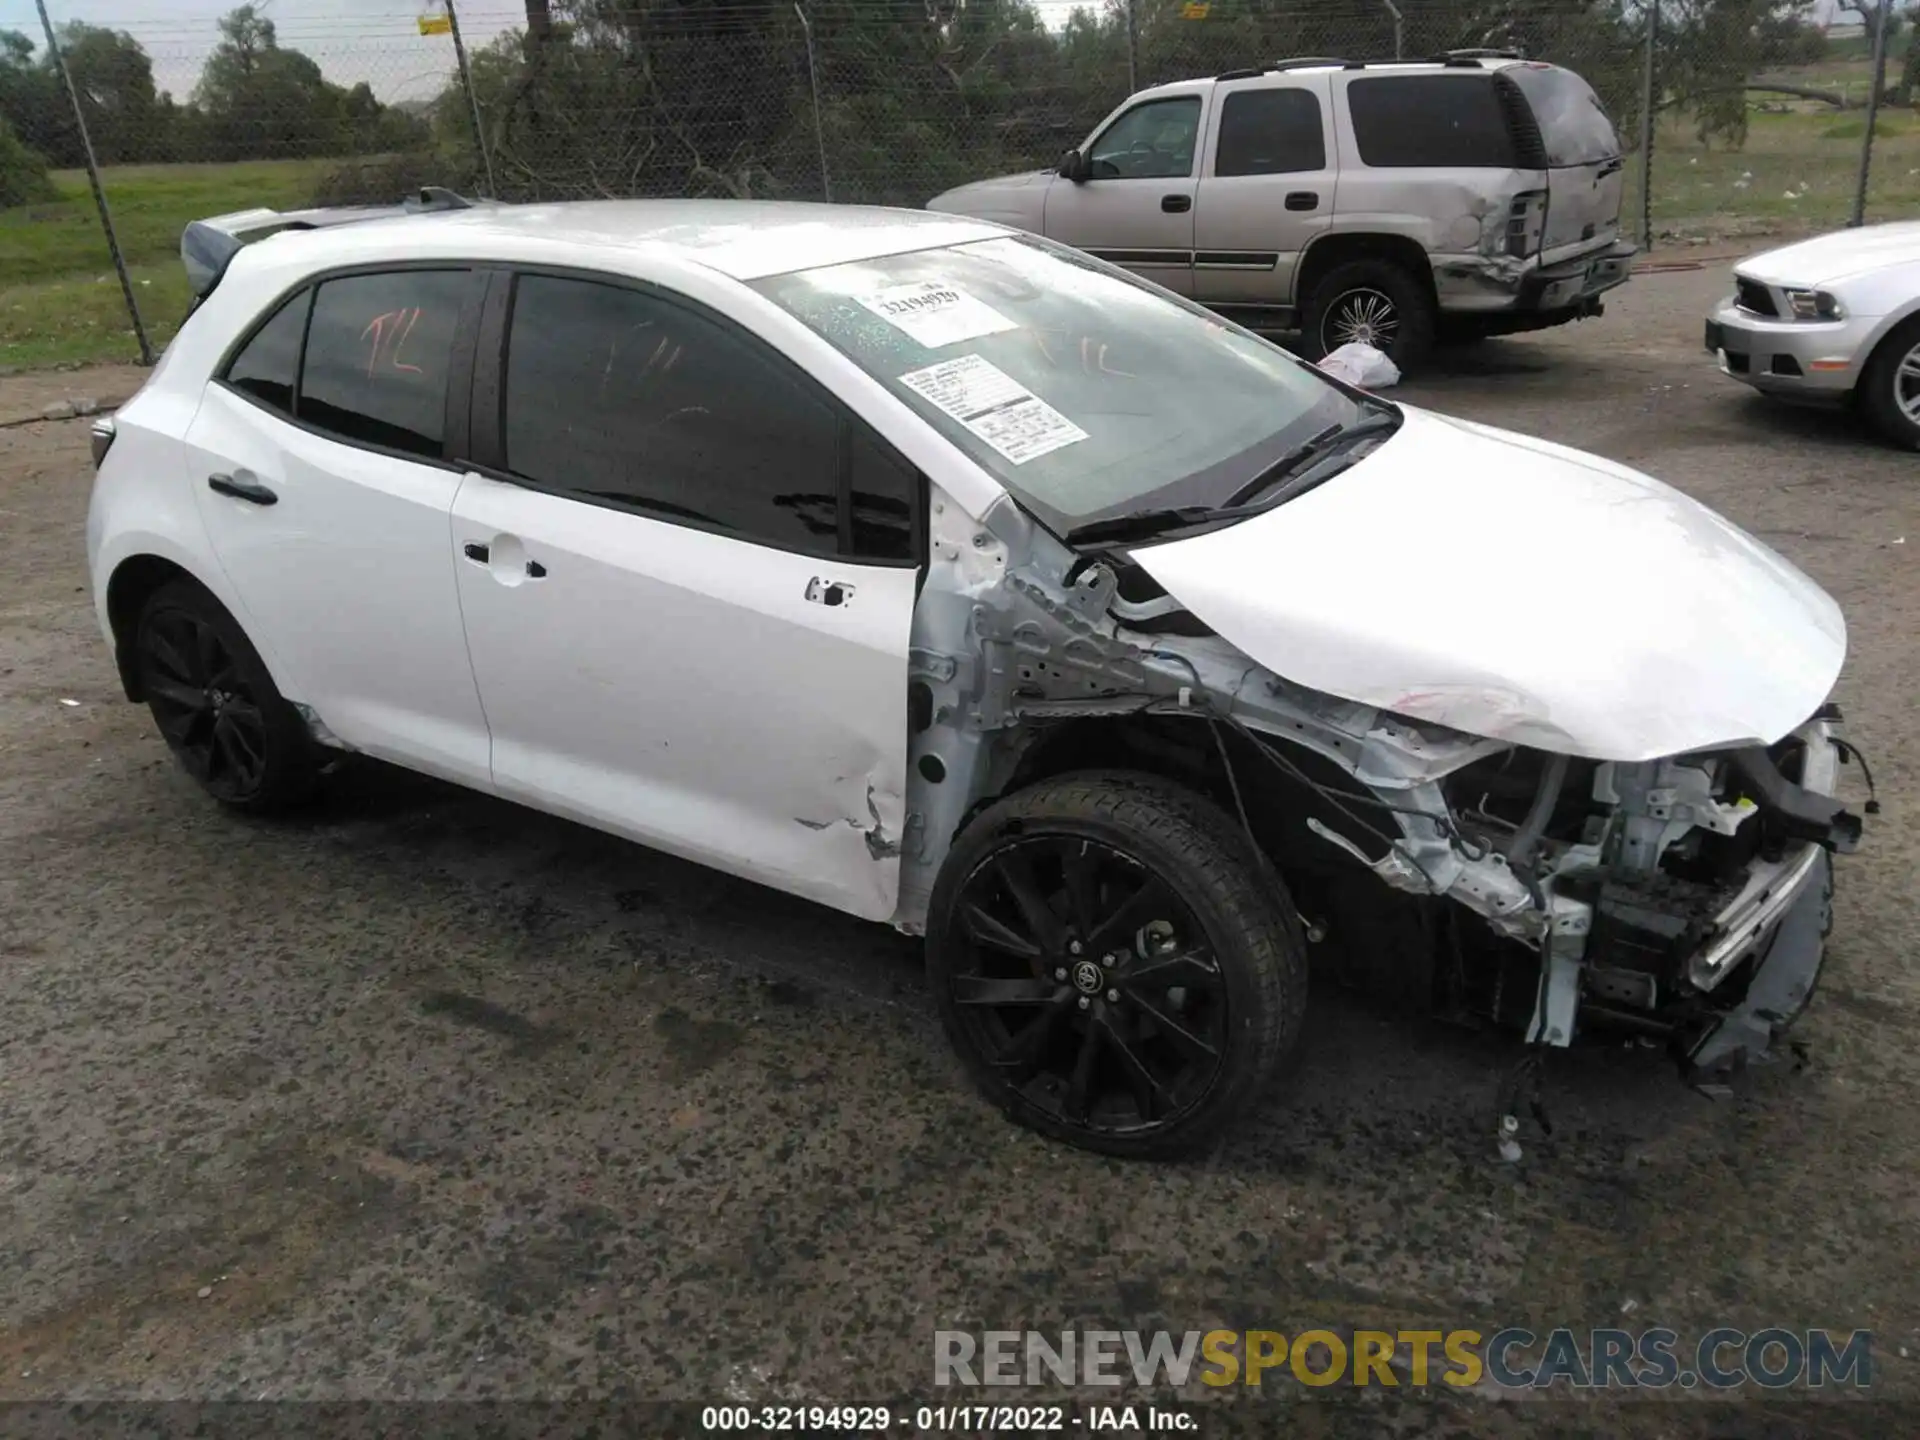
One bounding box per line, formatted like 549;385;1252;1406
181;186;480;301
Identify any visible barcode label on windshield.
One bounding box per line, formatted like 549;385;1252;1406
857;281;1016;348
897;355;1088;465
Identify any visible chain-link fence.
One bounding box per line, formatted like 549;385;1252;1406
3;0;1915;366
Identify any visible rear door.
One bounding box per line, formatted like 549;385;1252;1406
1499;63;1624;265
449;270;922;922
1044;92;1206;295
1192;76;1336;307
183;266;494;788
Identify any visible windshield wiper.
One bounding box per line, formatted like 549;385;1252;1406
1064;505;1223;546
1062;410;1403;548
1221;411;1400;508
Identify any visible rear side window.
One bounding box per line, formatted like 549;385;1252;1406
1346;75;1516;168
1503;64;1620;165
299;270;468;459
223;288;310;415
1215;89;1326;176
501;274;915;561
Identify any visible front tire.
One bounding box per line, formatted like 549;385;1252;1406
1859;316;1920;451
928;771;1307;1159
135;579;319;811
1300;258;1437;373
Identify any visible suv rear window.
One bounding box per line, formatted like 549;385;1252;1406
1346;75;1515;168
1503;64;1620;165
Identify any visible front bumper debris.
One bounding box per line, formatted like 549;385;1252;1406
1685;850;1832;1077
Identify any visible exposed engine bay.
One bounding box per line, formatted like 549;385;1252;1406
896;483;1872;1090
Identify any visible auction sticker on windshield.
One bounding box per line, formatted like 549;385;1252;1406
897;354;1088;465
857;281;1016;348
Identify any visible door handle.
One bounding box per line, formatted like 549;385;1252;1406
207;470;277;506
464;539;546;578
1161;193;1192;213
1284;191;1320;211
804;576;855;607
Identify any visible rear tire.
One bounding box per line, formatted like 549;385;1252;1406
928;771;1307;1159
1300;258;1437;373
1859;316;1920;451
135;580;320;812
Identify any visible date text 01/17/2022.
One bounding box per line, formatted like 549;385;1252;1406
697;1404;1196;1431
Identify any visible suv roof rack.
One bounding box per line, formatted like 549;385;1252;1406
1435;47;1523;63
1269;56;1350;71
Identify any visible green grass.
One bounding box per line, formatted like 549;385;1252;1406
1622;106;1920;247
0;159;329;369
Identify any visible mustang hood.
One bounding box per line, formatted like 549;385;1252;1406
1128;407;1846;762
1737;219;1920;288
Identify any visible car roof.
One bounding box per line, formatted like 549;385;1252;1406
232;199;1012;285
1134;55;1520;98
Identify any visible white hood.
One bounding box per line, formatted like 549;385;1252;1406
1129;407;1846;762
1737;220;1920;288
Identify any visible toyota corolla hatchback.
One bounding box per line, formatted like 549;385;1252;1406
88;194;1869;1158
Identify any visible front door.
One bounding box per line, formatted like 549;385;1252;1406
1045;93;1206;296
449;271;921;921
183;267;494;787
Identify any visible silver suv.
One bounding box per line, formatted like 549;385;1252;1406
927;52;1637;369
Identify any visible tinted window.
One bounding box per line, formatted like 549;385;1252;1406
1347;75;1515;168
1215;89;1326;176
1089;97;1202;180
224;288;310;414
300;270;467;458
848;427;916;560
1504;64;1620;165
505;274;898;557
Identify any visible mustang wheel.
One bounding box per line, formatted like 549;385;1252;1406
928;771;1306;1158
135;580;319;811
1859;315;1920;451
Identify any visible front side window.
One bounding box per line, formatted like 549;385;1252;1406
755;236;1369;538
1215;89;1326;176
501;274;914;560
300;269;468;459
1346;75;1516;168
1088;97;1203;180
223;288;311;415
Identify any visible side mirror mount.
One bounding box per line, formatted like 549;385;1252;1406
1058;149;1088;183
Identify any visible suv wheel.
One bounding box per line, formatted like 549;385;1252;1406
135;579;320;811
1859;316;1920;451
1301;258;1436;373
927;771;1307;1159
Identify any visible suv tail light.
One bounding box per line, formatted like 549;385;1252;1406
89;416;116;469
1505;190;1547;258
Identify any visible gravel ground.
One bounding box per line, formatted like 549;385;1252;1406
1;264;1916;1437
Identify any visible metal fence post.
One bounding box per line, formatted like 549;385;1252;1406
1380;0;1404;61
444;0;497;198
1638;0;1658;253
1125;0;1138;92
1850;0;1890;228
36;0;153;365
794;4;831;202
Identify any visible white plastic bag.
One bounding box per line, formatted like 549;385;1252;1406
1315;341;1400;390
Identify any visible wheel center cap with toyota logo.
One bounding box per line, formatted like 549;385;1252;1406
1071;960;1105;995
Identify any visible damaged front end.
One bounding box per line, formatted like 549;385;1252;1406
897;483;1870;1094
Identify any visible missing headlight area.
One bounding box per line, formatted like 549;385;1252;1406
897;477;1866;1108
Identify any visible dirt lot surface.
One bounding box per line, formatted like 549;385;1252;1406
2;265;1916;1436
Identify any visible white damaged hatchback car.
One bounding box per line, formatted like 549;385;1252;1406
88;194;1872;1158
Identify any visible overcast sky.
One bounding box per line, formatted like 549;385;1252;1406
1;0;1852;107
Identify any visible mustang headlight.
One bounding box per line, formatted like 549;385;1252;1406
1784;287;1845;321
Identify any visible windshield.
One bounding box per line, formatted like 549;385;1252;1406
752;236;1370;536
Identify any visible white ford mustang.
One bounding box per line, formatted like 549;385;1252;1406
86;193;1870;1157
